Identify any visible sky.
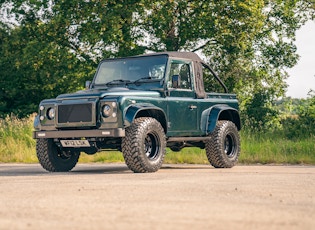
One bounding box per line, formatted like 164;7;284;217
286;20;315;98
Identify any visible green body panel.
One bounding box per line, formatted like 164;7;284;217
117;92;239;137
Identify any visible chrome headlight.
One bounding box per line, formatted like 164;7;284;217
102;104;112;117
101;102;117;118
47;108;55;120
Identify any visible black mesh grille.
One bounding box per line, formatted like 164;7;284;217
58;103;93;124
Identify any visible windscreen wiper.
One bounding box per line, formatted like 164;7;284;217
133;76;153;84
105;79;132;86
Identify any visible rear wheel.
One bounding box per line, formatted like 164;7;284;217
122;117;166;173
36;139;80;172
205;120;240;168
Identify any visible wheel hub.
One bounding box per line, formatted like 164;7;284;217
224;134;236;158
144;132;160;160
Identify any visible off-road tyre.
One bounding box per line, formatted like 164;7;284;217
36;138;80;172
205;120;240;168
122;117;166;173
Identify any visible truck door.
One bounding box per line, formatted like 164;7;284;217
166;59;199;136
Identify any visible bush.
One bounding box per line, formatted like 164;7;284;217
241;90;280;131
280;95;315;139
0;114;36;162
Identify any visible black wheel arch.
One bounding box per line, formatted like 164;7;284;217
201;104;241;134
218;109;241;131
124;104;167;133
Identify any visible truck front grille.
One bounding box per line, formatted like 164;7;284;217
57;103;94;126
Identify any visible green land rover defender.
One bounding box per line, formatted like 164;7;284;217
33;52;241;173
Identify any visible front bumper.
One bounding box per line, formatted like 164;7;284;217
33;128;125;139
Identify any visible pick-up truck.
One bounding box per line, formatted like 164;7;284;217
33;52;241;173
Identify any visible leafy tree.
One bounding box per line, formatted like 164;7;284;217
242;89;280;131
0;0;314;119
138;0;314;128
43;0;147;60
0;10;94;117
0;1;152;117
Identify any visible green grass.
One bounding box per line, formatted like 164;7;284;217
164;148;208;164
0;115;314;165
79;148;209;164
0;115;37;163
239;131;315;165
79;151;124;163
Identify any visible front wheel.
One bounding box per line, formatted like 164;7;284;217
36;139;80;172
122;117;166;173
205;120;240;168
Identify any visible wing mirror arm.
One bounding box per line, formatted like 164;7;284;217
85;81;91;90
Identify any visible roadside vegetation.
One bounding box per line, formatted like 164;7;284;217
1;95;314;165
0;114;37;163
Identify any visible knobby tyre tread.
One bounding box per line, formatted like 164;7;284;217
36;139;80;172
122;117;166;173
205;120;240;168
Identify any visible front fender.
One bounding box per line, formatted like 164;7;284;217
124;103;166;128
201;104;240;134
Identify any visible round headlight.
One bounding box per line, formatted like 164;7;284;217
47;108;55;120
102;104;112;117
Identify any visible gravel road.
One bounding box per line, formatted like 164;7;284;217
0;163;314;230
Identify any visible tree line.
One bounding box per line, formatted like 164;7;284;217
0;0;314;130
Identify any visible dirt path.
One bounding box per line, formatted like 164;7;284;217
0;163;314;230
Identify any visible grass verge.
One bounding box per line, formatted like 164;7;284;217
0;115;314;165
0;115;37;163
240;131;315;164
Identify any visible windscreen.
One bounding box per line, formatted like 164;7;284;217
94;55;168;85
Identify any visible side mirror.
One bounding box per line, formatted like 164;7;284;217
171;75;180;88
85;81;91;90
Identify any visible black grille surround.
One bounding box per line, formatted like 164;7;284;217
57;102;96;127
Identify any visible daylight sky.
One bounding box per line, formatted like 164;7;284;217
286;20;315;98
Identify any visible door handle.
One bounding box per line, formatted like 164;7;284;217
189;105;197;110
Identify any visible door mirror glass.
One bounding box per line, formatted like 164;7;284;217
172;75;180;88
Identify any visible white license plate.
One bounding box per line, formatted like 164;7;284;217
60;140;90;147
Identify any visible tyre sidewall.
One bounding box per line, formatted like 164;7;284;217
139;119;165;166
36;139;80;172
206;120;240;168
122;117;166;173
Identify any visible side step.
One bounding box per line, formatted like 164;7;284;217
167;136;210;142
